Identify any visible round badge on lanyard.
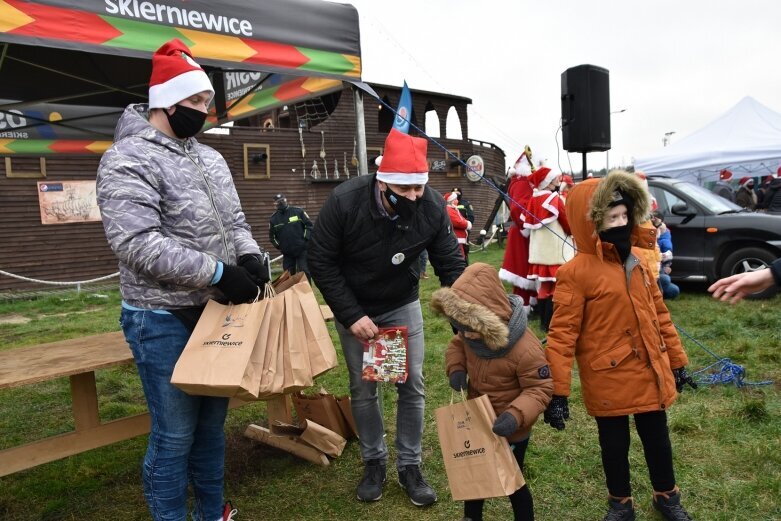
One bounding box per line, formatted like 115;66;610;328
391;252;405;265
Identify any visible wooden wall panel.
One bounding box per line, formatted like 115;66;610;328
0;85;506;292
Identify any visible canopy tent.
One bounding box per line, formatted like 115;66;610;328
634;96;781;183
0;0;371;162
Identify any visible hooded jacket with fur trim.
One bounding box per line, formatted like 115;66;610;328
546;171;689;417
433;263;553;442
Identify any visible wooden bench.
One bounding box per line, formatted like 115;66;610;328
0;331;147;476
0;303;336;476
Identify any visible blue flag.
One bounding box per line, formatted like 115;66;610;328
392;81;412;134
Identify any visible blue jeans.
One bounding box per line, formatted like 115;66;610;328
658;273;680;300
335;300;425;469
418;249;429;275
120;309;229;521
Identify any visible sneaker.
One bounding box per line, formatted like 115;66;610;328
604;496;636;521
397;465;437;506
221;501;237;521
356;459;386;502
653;488;693;520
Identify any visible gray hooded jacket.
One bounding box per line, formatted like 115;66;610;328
97;104;261;309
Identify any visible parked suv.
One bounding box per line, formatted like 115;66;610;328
648;177;781;298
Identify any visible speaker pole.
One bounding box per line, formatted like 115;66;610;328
582;152;587;182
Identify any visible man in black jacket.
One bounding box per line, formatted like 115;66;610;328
268;193;313;279
309;128;465;506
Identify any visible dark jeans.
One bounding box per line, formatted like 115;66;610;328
120;309;229;521
283;251;309;279
595;411;676;498
464;437;534;521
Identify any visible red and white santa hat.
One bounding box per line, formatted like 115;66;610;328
148;39;214;109
719;169;733;181
528;166;558;190
376;128;429;185
445;191;458;203
739;176;754;187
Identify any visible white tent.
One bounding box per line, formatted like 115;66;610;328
634;96;781;183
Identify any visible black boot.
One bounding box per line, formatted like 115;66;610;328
653;487;693;520
603;496;635;521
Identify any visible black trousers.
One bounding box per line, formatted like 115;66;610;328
595;411;676;498
464;438;534;521
282;251;309;279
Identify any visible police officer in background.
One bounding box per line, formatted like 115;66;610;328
452;187;475;264
269;193;313;279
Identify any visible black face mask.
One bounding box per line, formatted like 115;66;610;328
275;201;288;211
599;223;632;263
383;185;419;220
165;104;207;139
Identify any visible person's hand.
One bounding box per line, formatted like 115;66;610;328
215;265;261;304
543;396;570;431
492;411;518;437
448;370;467;391
664;266;672;275
672;367;698;392
708;269;774;304
466;221;473;231
349;315;379;341
238;254;270;285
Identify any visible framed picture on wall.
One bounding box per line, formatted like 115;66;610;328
243;143;270;179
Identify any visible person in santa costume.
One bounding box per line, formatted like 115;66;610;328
523;166;572;332
735;176;757;210
97;39;262;521
499;161;538;313
445;191;472;259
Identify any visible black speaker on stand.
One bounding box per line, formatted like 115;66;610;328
561;64;611;180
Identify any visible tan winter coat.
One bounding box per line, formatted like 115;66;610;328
433;263;553;442
546;172;689;417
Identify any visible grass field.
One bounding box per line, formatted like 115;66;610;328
0;243;779;520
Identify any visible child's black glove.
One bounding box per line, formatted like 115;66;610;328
672;367;698;392
492;411;518;437
448;370;468;391
238;254;270;286
543;395;570;431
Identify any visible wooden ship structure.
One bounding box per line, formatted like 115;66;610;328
0;83;506;292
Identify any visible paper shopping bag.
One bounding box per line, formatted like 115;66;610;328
256;289;286;399
270;419;347;458
292;390;350;439
435;393;525;501
171;298;265;398
291;279;338;378
335;395;358;440
281;289;314;392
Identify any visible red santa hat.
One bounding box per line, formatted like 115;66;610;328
719;169;733;181
777;166;781;177
148;39;214;109
561;174;575;187
445;191;458;203
376;128;429;185
739;176;753;187
528;166;558;190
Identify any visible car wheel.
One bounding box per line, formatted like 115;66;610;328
719;247;780;300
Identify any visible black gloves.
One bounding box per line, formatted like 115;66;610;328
238;254;270;285
215;264;260;304
492;411;519;437
449;370;468;392
672;367;698;392
543;395;570;431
